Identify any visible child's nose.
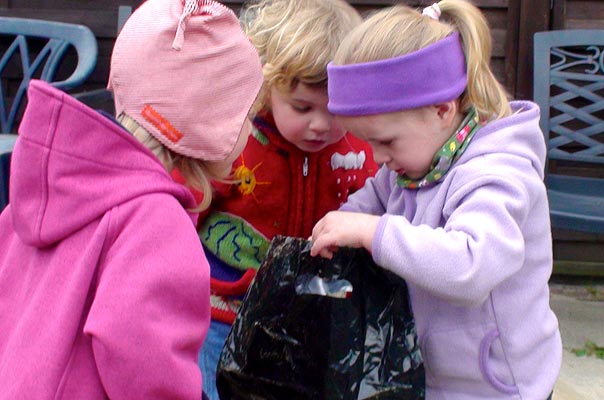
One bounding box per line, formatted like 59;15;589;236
309;112;331;133
372;148;389;165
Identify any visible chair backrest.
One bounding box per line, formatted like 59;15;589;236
0;151;11;211
533;30;604;173
0;17;98;133
117;5;133;35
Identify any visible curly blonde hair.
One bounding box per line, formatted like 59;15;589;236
117;114;232;213
241;0;362;112
333;0;511;121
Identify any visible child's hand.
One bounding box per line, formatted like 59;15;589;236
310;211;379;258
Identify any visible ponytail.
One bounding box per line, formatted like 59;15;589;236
438;0;511;120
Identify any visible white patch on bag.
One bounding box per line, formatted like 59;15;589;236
295;274;353;299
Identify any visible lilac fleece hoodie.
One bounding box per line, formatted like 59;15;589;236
341;101;562;399
0;81;210;399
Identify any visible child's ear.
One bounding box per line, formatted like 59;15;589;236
434;100;459;128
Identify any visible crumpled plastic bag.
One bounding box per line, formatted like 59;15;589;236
216;236;425;400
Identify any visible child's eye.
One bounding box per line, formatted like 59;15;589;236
379;140;392;146
292;105;311;112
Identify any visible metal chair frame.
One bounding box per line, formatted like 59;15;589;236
0;16;97;212
0;16;98;133
533;29;604;235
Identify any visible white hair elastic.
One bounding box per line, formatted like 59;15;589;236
422;3;441;21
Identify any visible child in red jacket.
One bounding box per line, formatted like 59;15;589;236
196;0;378;398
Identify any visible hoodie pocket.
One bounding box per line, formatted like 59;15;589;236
420;325;519;396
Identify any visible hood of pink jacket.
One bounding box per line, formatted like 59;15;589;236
10;80;196;248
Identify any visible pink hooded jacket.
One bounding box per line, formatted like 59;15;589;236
0;80;210;399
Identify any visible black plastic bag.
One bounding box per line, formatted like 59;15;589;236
216;236;425;400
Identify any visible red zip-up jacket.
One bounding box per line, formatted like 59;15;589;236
199;112;377;323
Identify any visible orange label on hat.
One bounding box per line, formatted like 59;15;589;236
141;105;183;143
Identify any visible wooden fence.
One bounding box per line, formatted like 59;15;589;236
2;0;604;270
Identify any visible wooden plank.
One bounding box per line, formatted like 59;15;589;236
492;28;506;58
336;0;400;5
552;225;604;268
553;260;604;277
552;0;567;29
224;0;509;9
565;0;604;19
484;8;511;29
563;19;604;29
473;0;509;6
554;228;604;241
1;0;514;93
553;0;604;29
223;0;510;6
87;40;113;84
554;239;604;262
490;59;509;92
10;0;143;9
504;0;520;97
516;0;550;100
1;9;120;38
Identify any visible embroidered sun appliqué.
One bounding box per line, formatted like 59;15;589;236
234;154;270;202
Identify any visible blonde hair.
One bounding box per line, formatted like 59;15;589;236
241;0;362;112
117;114;231;213
333;0;511;121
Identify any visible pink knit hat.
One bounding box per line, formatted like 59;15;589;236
108;0;263;161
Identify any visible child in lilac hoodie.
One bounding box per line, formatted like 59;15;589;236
310;1;562;399
0;0;262;398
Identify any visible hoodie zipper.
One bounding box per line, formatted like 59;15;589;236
303;156;308;177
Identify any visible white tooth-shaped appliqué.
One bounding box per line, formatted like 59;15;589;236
330;151;366;171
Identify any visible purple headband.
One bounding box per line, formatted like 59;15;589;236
327;32;467;116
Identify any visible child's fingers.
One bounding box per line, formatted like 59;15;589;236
320;248;334;259
310;234;335;258
309;240;323;257
310;212;344;257
312;245;334;259
310;219;327;245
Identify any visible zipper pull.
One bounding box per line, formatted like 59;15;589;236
303;156;308;177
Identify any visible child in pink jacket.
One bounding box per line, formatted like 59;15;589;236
0;0;262;398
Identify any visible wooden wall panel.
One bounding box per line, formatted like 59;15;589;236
227;0;516;93
1;1;144;37
1;1;143;92
2;0;601;270
2;0;517;93
553;0;604;29
514;0;550;100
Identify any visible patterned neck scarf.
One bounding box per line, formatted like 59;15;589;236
397;108;481;189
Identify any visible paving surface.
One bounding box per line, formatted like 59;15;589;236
549;280;604;400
